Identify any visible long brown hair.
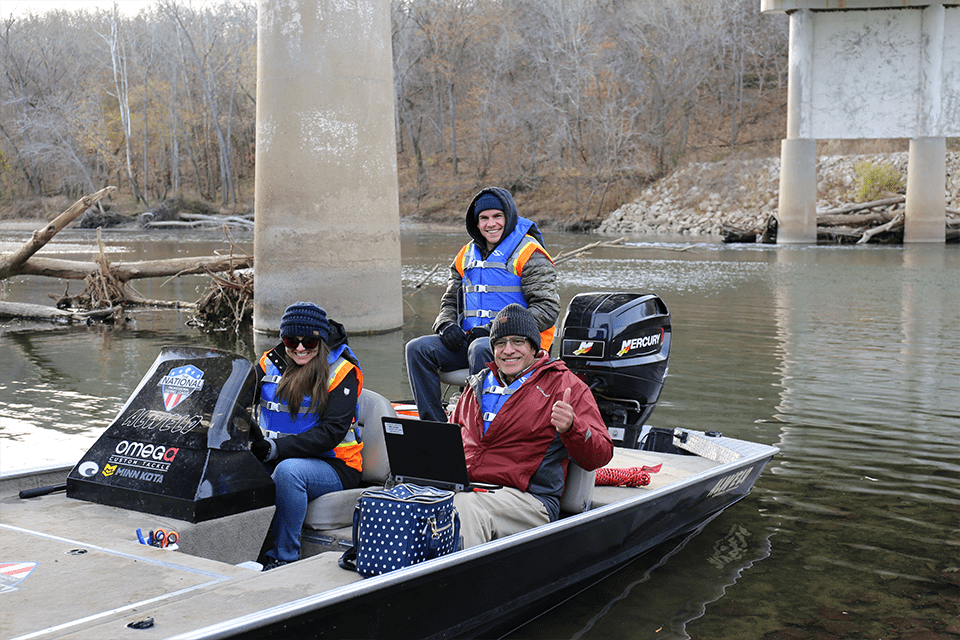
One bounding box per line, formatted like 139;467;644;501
276;341;330;418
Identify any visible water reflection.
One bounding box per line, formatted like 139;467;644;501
1;229;958;639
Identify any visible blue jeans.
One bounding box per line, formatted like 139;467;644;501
405;333;492;422
267;457;343;563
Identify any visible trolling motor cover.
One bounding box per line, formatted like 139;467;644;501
560;292;671;447
66;346;275;522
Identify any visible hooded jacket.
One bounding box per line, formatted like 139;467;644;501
254;319;362;489
451;352;614;521
434;187;560;345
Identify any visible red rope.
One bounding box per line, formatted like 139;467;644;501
595;464;663;487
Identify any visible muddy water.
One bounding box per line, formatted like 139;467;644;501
2;226;958;639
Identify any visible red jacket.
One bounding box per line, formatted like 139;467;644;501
452;353;613;520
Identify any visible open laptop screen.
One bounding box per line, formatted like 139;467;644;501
381;416;472;492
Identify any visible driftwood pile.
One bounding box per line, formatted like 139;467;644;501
187;232;254;333
722;196;960;244
0;187;254;329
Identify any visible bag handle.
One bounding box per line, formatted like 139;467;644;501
338;507;361;573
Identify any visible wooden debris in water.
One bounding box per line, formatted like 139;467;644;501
553;237;628;265
722;196;960;244
1;190;253;324
188;230;253;333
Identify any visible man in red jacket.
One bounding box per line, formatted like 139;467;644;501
451;304;613;548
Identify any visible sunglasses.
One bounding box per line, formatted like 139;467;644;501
282;336;320;350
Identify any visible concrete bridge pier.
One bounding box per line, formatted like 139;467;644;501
904;137;946;243
253;0;403;336
764;1;959;245
776;8;816;244
777;138;817;244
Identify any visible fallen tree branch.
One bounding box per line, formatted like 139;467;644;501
406;263;442;296
0;301;123;323
818;196;905;216
0;186;116;279
146;216;254;229
554;237;628;265
817;211;894;227
857;212;904;244
13;254;253;280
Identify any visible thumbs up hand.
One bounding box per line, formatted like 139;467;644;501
551;387;575;434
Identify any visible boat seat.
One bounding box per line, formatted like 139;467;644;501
303;389;396;530
439;368;471;387
559;461;596;514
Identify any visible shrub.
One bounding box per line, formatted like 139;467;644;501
853;160;904;202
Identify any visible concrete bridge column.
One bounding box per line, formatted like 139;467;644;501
777;8;816;244
253;0;403;335
905;4;946;244
904;137;947;243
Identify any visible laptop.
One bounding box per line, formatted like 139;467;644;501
381;416;501;493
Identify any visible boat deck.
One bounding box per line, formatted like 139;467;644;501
592;447;722;508
1;482;365;640
1;449;723;640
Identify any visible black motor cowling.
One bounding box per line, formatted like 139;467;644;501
559;292;670;448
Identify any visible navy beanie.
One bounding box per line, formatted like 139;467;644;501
490;303;540;350
474;192;503;215
279;302;329;342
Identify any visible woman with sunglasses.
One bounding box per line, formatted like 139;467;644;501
250;302;363;570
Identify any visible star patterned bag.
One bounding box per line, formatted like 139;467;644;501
338;483;460;577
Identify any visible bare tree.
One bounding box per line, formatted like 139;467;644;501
100;10;147;204
161;0;235;206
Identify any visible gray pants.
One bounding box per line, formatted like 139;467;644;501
404;333;492;422
453;487;550;548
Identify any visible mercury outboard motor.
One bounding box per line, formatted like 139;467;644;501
559;292;671;448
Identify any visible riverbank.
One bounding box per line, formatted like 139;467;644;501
596;152;960;237
4;152;959;240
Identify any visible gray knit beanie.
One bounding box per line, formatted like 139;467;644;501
490;303;540;350
279;302;329;341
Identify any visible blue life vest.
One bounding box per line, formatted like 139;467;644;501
258;344;361;446
480;368;536;433
456;217;547;332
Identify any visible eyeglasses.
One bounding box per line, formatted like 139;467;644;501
492;337;529;350
282;336;320;350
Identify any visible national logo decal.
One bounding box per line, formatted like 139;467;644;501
158;365;205;411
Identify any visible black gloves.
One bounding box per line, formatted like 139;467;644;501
251;438;274;462
438;322;466;352
466;325;490;344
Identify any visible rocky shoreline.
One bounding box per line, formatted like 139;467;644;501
596;152;960;237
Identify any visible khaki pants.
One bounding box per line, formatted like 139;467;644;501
453;486;550;549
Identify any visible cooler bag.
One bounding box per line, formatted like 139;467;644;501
339;483;460;577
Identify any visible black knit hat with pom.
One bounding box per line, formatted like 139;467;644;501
279;302;329;342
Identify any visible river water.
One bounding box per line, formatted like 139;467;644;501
1;226;958;639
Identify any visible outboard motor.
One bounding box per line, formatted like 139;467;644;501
559;292;671;448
